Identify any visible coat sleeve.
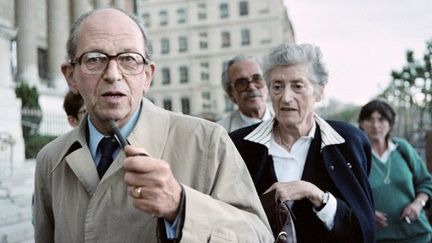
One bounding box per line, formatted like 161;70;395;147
396;138;432;204
323;126;375;243
33;148;55;243
179;126;274;242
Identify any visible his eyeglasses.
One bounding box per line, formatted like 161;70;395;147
70;51;148;75
231;74;265;92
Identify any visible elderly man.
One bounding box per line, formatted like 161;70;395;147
33;8;273;243
230;43;375;242
218;55;273;132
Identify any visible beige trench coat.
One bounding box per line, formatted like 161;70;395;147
33;98;273;243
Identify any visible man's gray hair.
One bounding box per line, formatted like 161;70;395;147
221;54;261;95
261;43;328;86
66;8;153;62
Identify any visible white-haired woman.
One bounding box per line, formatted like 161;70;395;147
230;43;375;242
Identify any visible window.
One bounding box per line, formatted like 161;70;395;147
200;62;209;81
221;31;230;48
161;67;170;85
159;10;168;26
163;98;172;111
202;91;212;109
181;97;190;115
239;1;249;16
37;48;48;80
142;12;151;28
161;38;170;54
178;36;188;52
241;29;250;46
179;66;188;83
197;3;207;20
260;27;272;44
219;3;229;18
199;32;208;49
202;91;211;100
177;8;186;24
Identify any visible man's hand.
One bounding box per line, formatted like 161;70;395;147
123;145;182;222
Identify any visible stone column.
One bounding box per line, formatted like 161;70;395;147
15;0;39;87
94;0;111;8
47;0;69;91
0;24;25;164
72;0;93;22
113;0;125;10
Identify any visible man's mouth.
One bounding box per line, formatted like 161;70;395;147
102;91;126;98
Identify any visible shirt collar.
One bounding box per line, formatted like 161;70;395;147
373;140;397;162
239;105;273;125
88;100;142;160
245;113;345;150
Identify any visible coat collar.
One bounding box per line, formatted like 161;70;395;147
244;114;345;151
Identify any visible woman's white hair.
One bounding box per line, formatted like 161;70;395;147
261;43;329;87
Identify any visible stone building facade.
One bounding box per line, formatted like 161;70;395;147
137;0;295;120
1;0;294;145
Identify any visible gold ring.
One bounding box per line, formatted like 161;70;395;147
131;186;143;198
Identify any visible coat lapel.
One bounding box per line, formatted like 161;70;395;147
65;148;100;196
98;99;171;182
127;98;170;159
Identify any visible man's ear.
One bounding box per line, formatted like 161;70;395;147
67;115;79;128
61;63;79;94
142;63;156;93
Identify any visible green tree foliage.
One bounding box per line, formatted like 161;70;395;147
15;82;45;158
379;39;432;138
15;82;41;109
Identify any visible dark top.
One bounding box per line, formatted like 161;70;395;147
230;120;376;243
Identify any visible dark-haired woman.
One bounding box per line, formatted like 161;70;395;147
359;99;432;243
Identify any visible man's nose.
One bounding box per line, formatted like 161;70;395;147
103;59;122;82
245;80;260;91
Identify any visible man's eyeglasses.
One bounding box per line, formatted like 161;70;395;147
231;74;265;92
69;51;148;75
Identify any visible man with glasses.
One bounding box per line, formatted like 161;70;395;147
33;8;273;243
218;55;274;132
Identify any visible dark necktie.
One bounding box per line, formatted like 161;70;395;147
97;137;119;178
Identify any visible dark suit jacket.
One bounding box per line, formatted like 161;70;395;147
230;120;375;243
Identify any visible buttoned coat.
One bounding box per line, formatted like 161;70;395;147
33;98;273;243
230;121;375;243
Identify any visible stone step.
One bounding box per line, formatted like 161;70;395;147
0;219;34;243
0;202;31;227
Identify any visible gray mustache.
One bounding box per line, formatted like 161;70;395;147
244;90;262;99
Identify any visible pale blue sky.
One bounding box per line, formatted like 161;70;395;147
284;0;432;105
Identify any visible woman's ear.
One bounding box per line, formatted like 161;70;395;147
315;85;325;102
